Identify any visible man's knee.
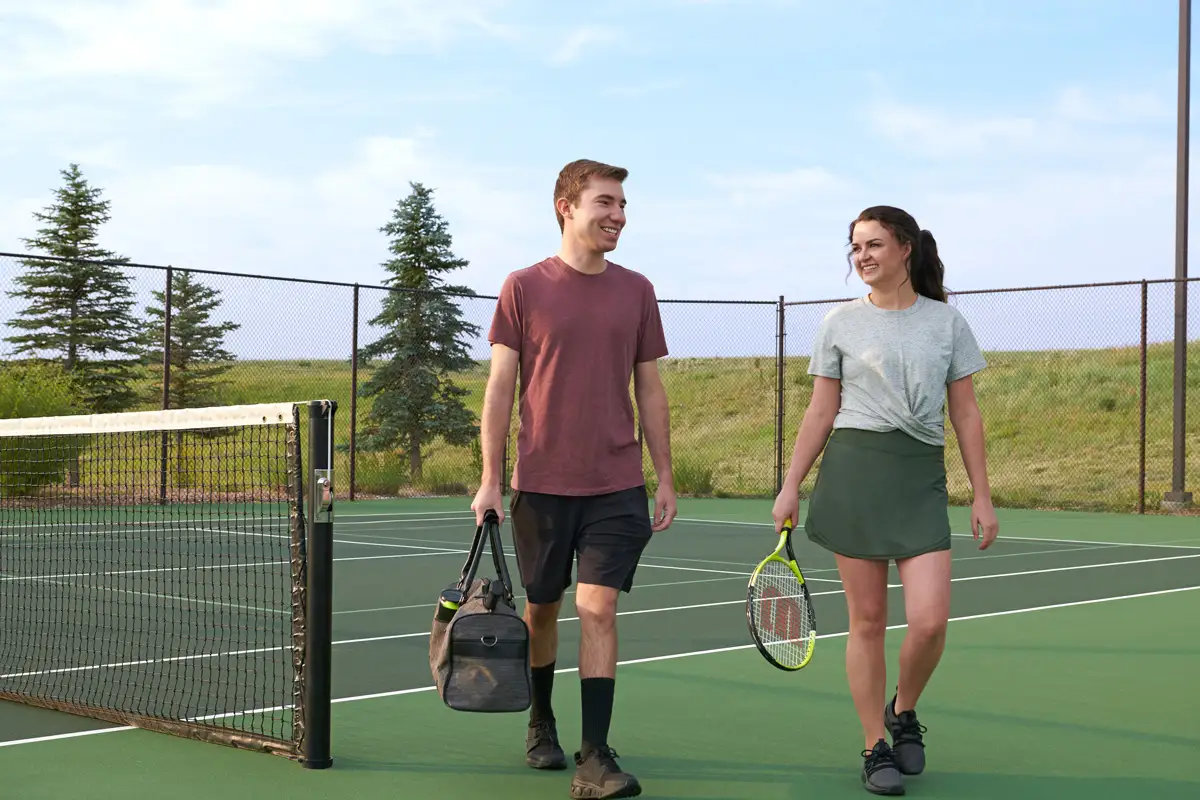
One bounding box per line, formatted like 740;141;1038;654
574;584;619;631
524;598;563;632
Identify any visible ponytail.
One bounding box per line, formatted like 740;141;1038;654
911;229;947;302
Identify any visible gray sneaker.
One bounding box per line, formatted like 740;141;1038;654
569;746;641;799
526;719;567;770
861;739;905;796
884;696;927;775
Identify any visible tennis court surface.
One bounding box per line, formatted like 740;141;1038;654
2;487;1197;799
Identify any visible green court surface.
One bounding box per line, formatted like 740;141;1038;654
1;497;1198;799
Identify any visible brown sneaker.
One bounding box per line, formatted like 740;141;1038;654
525;718;567;770
569;746;641;799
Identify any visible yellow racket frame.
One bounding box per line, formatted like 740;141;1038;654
745;519;817;671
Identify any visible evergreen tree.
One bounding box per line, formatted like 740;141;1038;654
141;270;240;409
357;182;480;483
5;164;142;413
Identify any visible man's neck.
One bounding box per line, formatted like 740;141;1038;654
557;237;607;275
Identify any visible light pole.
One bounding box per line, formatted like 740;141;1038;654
1166;0;1194;511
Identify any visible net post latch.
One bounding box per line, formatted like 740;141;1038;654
312;470;334;523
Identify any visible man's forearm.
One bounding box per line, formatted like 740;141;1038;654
479;380;515;488
637;384;673;488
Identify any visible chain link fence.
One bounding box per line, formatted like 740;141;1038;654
2;251;1196;513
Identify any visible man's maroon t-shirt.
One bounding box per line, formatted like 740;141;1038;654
487;256;669;497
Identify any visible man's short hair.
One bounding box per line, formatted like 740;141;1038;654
554;159;629;232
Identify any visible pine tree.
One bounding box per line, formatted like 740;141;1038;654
357;182;480;483
141;270;240;410
5;163;142;413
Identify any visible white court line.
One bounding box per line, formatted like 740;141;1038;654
14;575;285;617
4;584;1195;749
949;531;1200;551
0;548;467;584
337;510;472;518
15;546;1187;682
636;561;842;584
335;518;476;528
675;516;1200;551
192;528;462;554
335;575;745;616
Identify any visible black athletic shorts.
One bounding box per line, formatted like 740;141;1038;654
508;485;653;605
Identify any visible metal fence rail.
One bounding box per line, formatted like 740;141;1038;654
2;251;1195;514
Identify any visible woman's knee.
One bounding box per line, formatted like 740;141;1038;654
906;611;948;646
836;555;890;638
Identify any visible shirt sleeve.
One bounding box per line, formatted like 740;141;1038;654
487;273;523;352
947;309;987;383
807;311;842;379
636;279;670;363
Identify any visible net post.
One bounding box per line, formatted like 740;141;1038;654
304;399;336;769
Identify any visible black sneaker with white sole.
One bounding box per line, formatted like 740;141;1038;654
569;746;641;799
526;718;567;770
861;739;905;796
884;696;927;776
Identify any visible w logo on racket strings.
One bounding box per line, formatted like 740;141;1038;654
759;586;806;642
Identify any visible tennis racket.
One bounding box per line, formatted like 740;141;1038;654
746;518;816;671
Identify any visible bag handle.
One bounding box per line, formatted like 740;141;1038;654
485;514;516;603
457;509;515;600
456;509;494;591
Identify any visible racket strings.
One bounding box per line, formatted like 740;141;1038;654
749;561;814;666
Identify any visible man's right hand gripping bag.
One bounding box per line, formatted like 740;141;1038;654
428;509;532;713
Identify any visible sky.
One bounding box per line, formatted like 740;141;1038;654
0;0;1196;360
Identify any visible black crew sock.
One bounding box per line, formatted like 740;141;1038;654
580;677;616;757
530;662;556;724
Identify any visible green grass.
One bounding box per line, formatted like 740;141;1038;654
13;339;1200;514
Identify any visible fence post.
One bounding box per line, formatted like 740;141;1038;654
158;266;172;505
350;284;359;501
1139;280;1148;515
775;295;785;496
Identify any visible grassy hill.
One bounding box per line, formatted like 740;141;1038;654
180;338;1197;514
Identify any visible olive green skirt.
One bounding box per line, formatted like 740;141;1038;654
804;428;951;561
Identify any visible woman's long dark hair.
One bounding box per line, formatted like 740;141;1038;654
847;205;947;302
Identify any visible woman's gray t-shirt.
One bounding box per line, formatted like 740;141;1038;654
807;294;987;447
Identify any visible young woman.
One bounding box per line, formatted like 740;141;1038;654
773;205;999;796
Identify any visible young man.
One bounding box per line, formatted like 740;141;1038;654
471;159;677;799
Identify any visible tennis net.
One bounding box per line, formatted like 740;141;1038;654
0;400;335;768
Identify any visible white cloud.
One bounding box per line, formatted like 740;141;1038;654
1053;86;1172;125
0;0;514;110
705;167;852;207
74;134;546;294
550;26;620;64
873;104;1042;159
868;84;1171;165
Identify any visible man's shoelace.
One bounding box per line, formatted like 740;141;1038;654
528;720;559;746
586;746;623;772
